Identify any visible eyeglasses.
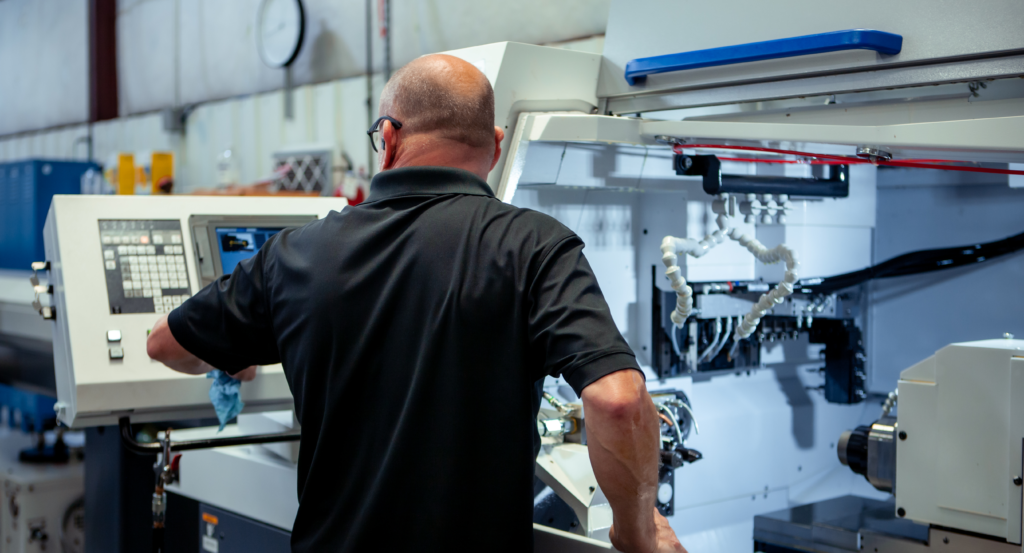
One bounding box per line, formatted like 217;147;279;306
367;116;403;153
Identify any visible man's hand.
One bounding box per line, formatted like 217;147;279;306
610;509;687;553
230;366;258;382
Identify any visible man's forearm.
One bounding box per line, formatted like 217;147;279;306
147;314;213;375
582;369;661;552
159;351;215;375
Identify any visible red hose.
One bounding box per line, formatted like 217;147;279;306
675;144;1024;176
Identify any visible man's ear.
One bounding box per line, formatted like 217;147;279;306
379;120;399;170
489;126;505;171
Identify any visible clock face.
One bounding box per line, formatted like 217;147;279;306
256;0;305;68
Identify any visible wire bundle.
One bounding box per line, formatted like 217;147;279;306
800;229;1024;294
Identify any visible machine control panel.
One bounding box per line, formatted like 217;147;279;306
43;195;347;427
99;220;192;314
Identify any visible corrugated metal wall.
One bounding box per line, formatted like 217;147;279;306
116;0;609;115
0;74;378;192
0;0;608;136
0;0;90;136
0;36;603;192
178;74;384;190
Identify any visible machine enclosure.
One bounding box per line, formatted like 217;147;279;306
896;339;1024;543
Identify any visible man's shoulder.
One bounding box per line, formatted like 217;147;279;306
476;198;568;232
465;200;581;264
481;199;577;240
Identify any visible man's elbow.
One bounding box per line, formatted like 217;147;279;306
592;390;648;423
582;369;651;423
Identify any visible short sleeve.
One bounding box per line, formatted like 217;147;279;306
166;247;280;374
527;235;641;395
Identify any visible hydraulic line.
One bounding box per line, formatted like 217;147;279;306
542;391;572;415
705;316;733;362
717;156;963;166
656;403;684;446
670;324;684;360
697;317;723;364
799;229;1024;294
664;399;699;435
675;144;1024;177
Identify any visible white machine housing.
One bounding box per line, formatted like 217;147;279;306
443;19;1024;548
42;195;347;428
897;338;1024;544
440;41;602;198
159;29;1024;550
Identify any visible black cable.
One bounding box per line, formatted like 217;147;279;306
798;229;1024;294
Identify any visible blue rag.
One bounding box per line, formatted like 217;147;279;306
207;370;245;431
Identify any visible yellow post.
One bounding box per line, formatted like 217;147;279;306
151;152;174;194
117;153;135;195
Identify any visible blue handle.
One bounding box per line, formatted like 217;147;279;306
624;29;902;85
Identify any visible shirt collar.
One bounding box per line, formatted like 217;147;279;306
364;166;495;204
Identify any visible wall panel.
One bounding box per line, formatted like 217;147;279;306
119;0;609;115
0;0;90;135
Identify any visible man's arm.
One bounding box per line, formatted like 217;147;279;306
147;315;256;381
520;229;685;551
582;369;686;553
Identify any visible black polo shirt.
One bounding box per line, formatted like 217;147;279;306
168;166;639;553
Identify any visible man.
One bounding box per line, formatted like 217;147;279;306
147;54;686;553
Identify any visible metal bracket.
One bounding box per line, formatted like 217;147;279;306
855;146;893;162
118;417;300;456
673;154;850;198
29;261;56;320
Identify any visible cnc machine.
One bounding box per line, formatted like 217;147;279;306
33;1;1024;551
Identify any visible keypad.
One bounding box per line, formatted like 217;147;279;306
99;220;192;314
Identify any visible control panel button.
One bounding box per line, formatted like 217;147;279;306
107;330;122;342
109;346;124;360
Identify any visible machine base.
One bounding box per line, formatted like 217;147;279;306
754;495;1019;553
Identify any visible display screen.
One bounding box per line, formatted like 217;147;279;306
216;227;284;274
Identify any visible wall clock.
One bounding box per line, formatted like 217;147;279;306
256;0;305;68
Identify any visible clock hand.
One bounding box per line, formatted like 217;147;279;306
264;21;287;37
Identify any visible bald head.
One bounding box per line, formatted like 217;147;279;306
379;54;496;150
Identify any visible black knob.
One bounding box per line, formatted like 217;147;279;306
843;426;871;476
